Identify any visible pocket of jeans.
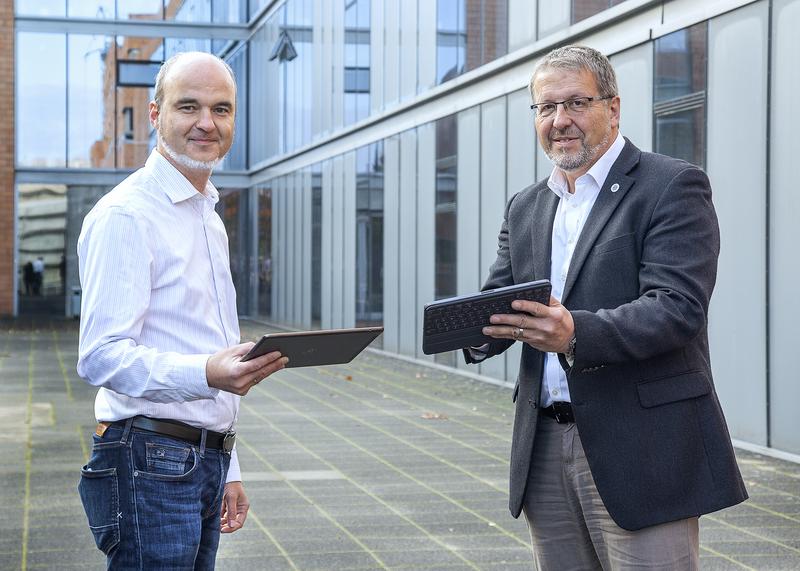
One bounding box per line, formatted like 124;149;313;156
78;466;120;555
136;443;198;481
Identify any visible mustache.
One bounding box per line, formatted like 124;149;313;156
549;128;584;140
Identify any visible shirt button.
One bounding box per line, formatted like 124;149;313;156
551;388;559;396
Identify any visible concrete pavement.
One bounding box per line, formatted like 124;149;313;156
0;317;798;570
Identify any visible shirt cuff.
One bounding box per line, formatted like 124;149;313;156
225;447;241;482
174;353;220;400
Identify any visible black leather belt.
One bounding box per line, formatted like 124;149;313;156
108;416;235;452
539;402;575;424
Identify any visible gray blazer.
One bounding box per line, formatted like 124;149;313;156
466;139;747;531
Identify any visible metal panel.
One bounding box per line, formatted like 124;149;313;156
294;171;305;325
313;0;324;138
707;2;769;445
343;151;357;328
417;0;437;92
301;168;313;327
370;0;384;114
456;106;481;370
383;0;400;105
382;136;401;352
399;129;418;356
321;160;333;328
769;0;800;454
416;122;436;361
538;0;570;38
509;0;537;51
479;97;508;380
332;0;345;130
332;155;345;328
610;43;653;152
399;0;418;100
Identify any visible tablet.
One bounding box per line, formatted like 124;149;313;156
422;279;552;355
240;326;384;368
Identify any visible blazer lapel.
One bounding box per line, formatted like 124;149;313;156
561;141;640;303
530;188;559;282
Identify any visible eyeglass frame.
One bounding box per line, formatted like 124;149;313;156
530;95;615;118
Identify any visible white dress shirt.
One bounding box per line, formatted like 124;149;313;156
77;150;243;482
541;133;625;407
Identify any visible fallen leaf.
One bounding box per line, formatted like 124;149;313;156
344;375;353;381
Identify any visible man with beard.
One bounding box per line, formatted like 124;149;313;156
464;45;747;569
76;52;288;569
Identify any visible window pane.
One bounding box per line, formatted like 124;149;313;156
435;115;458;300
572;0;610;24
257;186;273;317
170;0;212;22
217;189;248;303
344;0;370;126
311;164;322;325
221;45;248;170
68;1;114;18
437;0;464;84
68;35;109;168
356;142;384;326
654;22;707;103
118;0;163;20
481;0;508;66
16;0;65;17
114;37;160;168
655;107;705;168
17;33;66;167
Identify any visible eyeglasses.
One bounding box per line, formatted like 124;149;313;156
530;95;614;118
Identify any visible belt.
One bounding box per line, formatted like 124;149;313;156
98;416;236;453
539;402;575;424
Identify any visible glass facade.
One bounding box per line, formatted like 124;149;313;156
654;22;708;167
435;114;458;301
355;141;383;326
18;1;247;23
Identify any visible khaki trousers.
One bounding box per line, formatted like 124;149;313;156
522;416;699;570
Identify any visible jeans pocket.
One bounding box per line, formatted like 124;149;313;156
146;442;191;474
78;466;120;555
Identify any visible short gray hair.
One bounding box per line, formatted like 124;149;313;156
529;45;618;100
153;51;236;107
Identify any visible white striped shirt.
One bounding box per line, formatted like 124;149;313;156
77;150;243;482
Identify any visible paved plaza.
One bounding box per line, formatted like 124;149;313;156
1;317;799;570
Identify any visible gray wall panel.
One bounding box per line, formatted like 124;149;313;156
399;130;418;356
479;97;508;380
370;0;384;114
707;2;769;445
509;0;537;52
294;171;304;325
321;160;333;328
332;0;345;131
400;0;418;101
384;0;400;106
769;0;800;454
538;1;570;38
417;0;437;92
302;169;313;327
416;122;436;361
457;106;481;370
610;43;653;152
383;136;401;352
344;152;357;328
332;156;345;328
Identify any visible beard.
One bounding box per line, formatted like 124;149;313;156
157;122;222;172
544;128;610;172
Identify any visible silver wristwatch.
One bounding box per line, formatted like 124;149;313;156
564;334;577;364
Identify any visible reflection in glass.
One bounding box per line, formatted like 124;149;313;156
217;189;249;308
311;164;322;325
68;35;109;168
114;37;161;168
171;0;211;22
257;186;273;317
15;0;66;17
118;0;163;20
355;142;384;327
435;115;457;300
572;0;628;24
654;23;707;103
656;108;705;168
17;33;67;167
67;1;114;18
222;45;249;170
344;0;371;126
437;0;507;85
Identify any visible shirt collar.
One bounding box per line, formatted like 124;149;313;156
547;132;626;199
145;149;220;206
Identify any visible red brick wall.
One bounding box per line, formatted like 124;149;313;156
0;1;14;316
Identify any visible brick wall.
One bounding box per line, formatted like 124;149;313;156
0;1;14;316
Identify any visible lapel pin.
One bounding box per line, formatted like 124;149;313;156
610;183;620;193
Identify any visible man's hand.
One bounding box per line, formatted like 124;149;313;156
206;343;288;395
220;481;249;533
483;295;574;354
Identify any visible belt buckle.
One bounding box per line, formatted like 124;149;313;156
222;431;236;453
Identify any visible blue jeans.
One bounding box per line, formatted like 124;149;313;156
78;419;230;570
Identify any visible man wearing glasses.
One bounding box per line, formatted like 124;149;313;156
465;45;746;569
